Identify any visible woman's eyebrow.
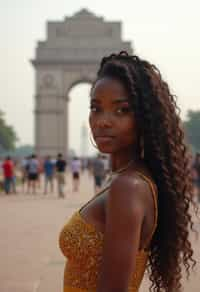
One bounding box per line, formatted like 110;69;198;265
112;98;129;104
90;98;130;104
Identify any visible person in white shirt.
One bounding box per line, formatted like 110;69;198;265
21;157;28;192
70;156;81;192
27;154;39;194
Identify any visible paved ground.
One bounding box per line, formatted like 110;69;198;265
0;171;199;292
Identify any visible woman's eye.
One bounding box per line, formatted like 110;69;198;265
89;105;99;112
116;107;131;114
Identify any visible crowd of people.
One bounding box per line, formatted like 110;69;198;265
1;151;200;200
0;153;110;197
1;151;200;202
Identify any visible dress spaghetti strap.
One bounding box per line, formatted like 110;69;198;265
78;184;111;213
135;171;158;248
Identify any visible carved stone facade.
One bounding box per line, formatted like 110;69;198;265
31;9;133;156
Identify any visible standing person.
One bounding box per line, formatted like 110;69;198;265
0;158;3;193
92;153;105;193
36;156;43;190
11;159;17;194
21;157;28;193
70;156;81;192
59;52;196;292
27;154;39;194
101;155;111;181
43;155;55;194
26;156;31;193
56;153;66;198
87;157;93;177
2;156;14;194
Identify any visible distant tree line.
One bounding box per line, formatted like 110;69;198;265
0;110;17;151
0;110;34;157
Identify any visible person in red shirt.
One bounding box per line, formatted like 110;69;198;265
2;156;14;194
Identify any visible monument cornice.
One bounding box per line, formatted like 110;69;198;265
31;59;99;67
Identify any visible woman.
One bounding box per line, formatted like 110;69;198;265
70;156;81;192
59;52;195;292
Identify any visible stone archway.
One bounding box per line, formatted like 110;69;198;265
31;9;133;157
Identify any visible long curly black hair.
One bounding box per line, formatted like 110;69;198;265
93;51;196;292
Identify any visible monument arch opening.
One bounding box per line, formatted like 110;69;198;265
67;81;94;158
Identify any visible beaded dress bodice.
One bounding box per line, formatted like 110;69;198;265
59;172;158;292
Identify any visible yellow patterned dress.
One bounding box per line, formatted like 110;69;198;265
59;172;158;292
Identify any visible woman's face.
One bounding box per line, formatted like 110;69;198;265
89;77;138;154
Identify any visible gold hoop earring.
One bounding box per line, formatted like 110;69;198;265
89;133;98;149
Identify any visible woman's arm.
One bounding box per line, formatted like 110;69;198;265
96;175;147;292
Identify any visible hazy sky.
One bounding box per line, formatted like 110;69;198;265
0;0;199;154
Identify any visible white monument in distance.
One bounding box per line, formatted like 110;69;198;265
31;8;133;157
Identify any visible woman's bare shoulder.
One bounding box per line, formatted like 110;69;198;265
107;171;152;214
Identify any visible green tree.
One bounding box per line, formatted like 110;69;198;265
184;110;200;152
0;110;18;151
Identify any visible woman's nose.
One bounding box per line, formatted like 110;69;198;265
96;113;112;127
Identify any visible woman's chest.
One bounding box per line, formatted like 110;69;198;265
59;212;104;264
59;189;109;261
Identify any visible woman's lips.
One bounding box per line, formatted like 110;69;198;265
95;136;115;143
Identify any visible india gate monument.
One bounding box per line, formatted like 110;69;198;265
31;9;133;156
